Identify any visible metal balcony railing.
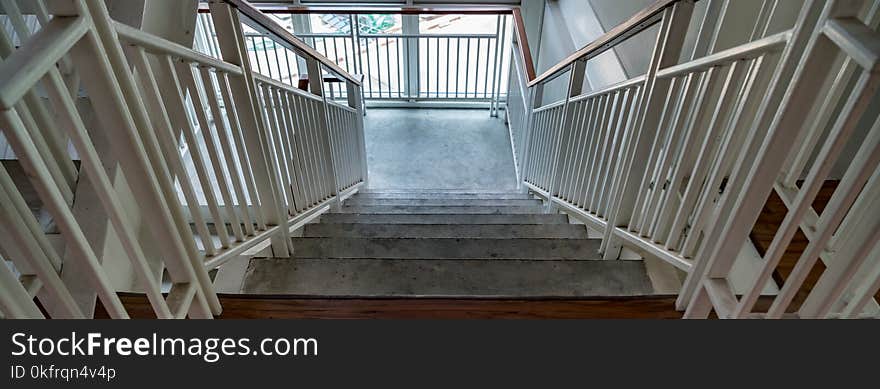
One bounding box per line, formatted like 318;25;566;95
195;6;512;112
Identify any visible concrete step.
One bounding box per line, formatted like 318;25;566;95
345;198;542;207
302;223;589;239
289;237;601;260
318;213;569;225
361;189;525;194
337;205;545;214
354;192;533;200
242;258;654;297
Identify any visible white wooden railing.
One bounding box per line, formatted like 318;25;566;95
0;0;366;318
509;0;880;318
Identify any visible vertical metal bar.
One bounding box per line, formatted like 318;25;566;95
397;36;404;98
677;0;841;312
217;72;265;231
563;99;589;203
557;100;583;200
0;252;44;318
475;38;483;99
0;109;124;318
182;60;244;241
374;37;383;98
598;88;639;217
280;91;306;213
348;82;368;185
44;68;173;318
261;37;274;78
546;61;587;206
490;15;506;116
601;4;695;260
250;36;261;74
206;13;221;57
132;52;216;256
267;86;298;214
166;58;231;248
210;1;291;261
455;37;461;98
0;163;81;318
364;36;373;98
464;38;471;99
589;91;623;212
434;37;440;98
198;68;248;241
289;94;316;205
571;98;598;209
386;37;392;99
271;40;283;82
484;38;492;101
446;37;451;99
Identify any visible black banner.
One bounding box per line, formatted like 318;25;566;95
1;320;876;387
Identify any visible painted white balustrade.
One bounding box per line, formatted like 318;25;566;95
0;0;367;318
508;0;880;319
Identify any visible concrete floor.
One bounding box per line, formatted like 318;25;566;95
241;258;654;297
364;109;518;190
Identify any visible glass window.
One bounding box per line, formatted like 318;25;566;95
356;14;402;35
419;14;499;34
309;13;353;34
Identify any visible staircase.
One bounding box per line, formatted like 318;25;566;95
242;190;655;297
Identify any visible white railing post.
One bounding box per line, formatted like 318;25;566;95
347;81;368;187
76;0;219;317
306;58;343;210
403;15;420;100
600;2;695;260
519;83;543;194
676;0;831;314
208;0;291;258
545;60;587;212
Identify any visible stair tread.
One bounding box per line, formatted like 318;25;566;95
337;205;545;214
319;213;569;224
346;198;542;206
242;258;654;297
361;189;526;194
302;223;589;239
354;193;533;200
289;237;600;260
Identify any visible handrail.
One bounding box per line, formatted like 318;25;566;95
200;4;518;15
203;2;538;90
216;0;680;89
219;0;361;86
114;21;244;75
528;0;683;87
511;8;536;83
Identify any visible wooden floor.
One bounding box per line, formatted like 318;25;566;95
97;294;682;319
749;181;879;311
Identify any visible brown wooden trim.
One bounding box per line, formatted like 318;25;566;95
201;4;516;15
201;2;537;82
528;0;682;87
511;8;536;82
209;0;685;90
97;294;683;319
218;0;361;86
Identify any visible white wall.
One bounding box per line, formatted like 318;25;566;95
529;0;802;105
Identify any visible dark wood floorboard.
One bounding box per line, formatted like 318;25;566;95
96;294;682;319
749;181;879;311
